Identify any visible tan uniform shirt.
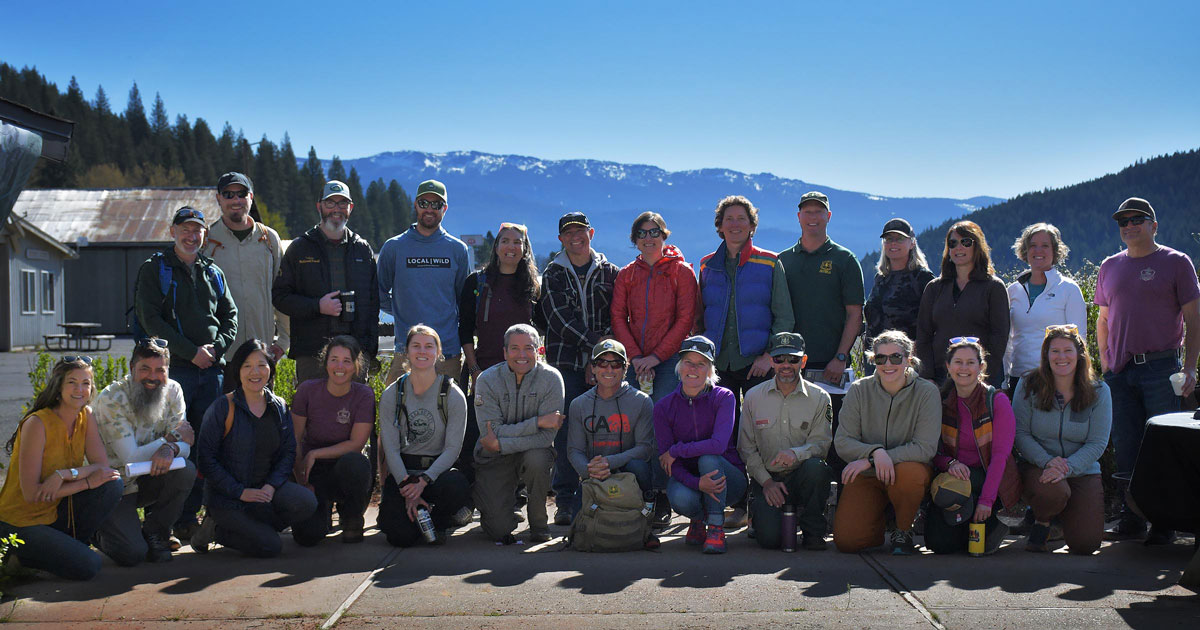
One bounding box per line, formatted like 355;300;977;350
203;218;290;354
738;377;832;485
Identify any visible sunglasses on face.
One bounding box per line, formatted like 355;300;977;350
135;338;168;348
636;227;664;239
948;237;975;249
593;358;626;369
949;336;980;344
873;352;906;366
1116;216;1149;228
416;199;445;211
220;190;250;199
322;199;351;210
60;355;93;365
771;355;802;365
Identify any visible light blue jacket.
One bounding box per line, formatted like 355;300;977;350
1012;379;1111;476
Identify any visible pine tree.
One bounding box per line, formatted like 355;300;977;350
125;82;149;147
327;156;347;182
93;85;111;114
387;180;412;232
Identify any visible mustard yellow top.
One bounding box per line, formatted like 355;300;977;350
0;407;89;527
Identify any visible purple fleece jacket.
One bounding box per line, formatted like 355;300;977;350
653;385;745;490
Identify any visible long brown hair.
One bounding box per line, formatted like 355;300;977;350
484;223;541;301
7;358;94;453
1021;325;1099;412
938;220;995;282
939;340;988;398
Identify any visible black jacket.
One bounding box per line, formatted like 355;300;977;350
134;248;238;366
197;388;294;511
272;226;379;359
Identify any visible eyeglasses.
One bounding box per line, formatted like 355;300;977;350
59;355;93;365
771;355;802;365
593;358;626;369
220;190;250;199
1116;216;1149;228
322;199;351;210
416;199;445;211
636;227;664;239
1044;324;1079;338
949;336;980;344
872;352;906;366
948;237;975;249
135;338;168;348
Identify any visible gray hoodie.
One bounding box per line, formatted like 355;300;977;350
473;360;565;462
567;383;655;479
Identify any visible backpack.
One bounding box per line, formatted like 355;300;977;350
129;252;226;339
394;373;452;446
568;472;652;552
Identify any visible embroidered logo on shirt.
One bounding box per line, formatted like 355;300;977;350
819;260;833;274
1140;267;1156;282
406;257;452;268
336;407;351;424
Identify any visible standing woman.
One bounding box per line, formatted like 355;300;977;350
0;357;122;580
290;335;375;545
916;221;1010;387
925;339;1020;555
864;218;935;365
378;325;470;547
1004;224;1087;395
1013;325;1111;554
611;211;697;402
192;339;317;557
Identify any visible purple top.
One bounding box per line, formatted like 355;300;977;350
292;379;376;451
653;385;745;490
1095;246;1200;373
933;391;1016;509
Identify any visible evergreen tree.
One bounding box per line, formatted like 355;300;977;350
327;156;347;182
125;82;149;147
387;179;412;231
93;85;111;114
190;117;219;185
303;147;326;199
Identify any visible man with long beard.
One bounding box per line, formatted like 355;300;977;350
92;338;197;564
273;180;380;385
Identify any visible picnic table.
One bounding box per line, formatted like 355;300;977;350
44;322;114;352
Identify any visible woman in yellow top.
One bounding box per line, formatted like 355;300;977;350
0;357;122;580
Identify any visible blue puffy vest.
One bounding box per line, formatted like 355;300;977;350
698;240;778;357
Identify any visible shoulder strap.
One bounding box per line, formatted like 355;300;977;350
438;375;451;424
204;262;226;297
985;385;996;420
222;392;236;437
153;252;173;297
395;374;409;427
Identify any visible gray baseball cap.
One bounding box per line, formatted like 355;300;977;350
321;180;352;202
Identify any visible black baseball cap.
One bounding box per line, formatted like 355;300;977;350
679;336;717;362
768;332;806;357
172;206;206;226
880;218;915;238
558;212;591;233
1111;197;1156;222
931;473;975;526
217;172;253;193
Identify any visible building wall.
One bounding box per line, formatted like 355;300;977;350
0;243;10;351
6;239;66;348
64;244;165;334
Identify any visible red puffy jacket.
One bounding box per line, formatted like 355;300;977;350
611;244;698;361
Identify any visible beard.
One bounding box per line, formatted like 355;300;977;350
321;215;347;236
130;379;167;422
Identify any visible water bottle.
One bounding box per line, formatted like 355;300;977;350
781;503;797;552
417;506;437;543
967;522;985;556
638;372;654;395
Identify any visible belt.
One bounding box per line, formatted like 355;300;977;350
402;454;437;471
1132;348;1181;365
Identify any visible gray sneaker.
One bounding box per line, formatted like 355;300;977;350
190;516;217;554
889;528;915;555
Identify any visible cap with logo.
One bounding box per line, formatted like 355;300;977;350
321;180;352;202
416;179;447;203
880;218;915;239
172;206;206;226
216;171;253;193
558;211;591;233
768;332;806;357
798;191;830;211
591;339;628;362
1111;197;1155;222
679;335;717;363
930;472;975;526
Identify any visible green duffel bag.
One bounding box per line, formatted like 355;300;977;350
568;472;651;552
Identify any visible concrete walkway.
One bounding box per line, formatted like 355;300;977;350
3;504;1197;629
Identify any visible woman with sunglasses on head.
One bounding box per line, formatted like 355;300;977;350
916;221;1010;387
191;339;317;557
925;338;1020;555
1003;224;1087;397
833;331;941;555
289;335;375;545
611;211;697;402
0;357;122;580
864;219;935;373
1013;325;1111;554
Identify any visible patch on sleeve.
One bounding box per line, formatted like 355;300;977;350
475;396;485;406
825;405;833;423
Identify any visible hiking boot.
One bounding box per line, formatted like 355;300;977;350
702;525;726;554
529;528;552;544
802;532;828;551
342;514;365;544
724;507;748;529
450;506;475;527
1105;511;1146;540
497;533;517;545
190;516;217;554
685;519;705;546
1145;525;1176;546
652;495;672;529
553;507;574;526
167;536;182;552
889;528;915;555
144;531;173;563
984;520;1010;555
1025;522;1050;553
172;520;200;542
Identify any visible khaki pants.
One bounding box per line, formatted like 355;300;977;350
472;448;554;540
384;353;463;387
833;461;932;553
1021;464;1104;555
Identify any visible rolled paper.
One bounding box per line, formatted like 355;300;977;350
124;457;187;478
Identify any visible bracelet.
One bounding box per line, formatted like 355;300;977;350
949;458;959;469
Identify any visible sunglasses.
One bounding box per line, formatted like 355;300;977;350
948;237;975;249
220;190;250;199
1044;324;1079;338
636;227;664;239
873;352;906;366
322;199;351;210
499;222;527;233
771;355;802;365
59;355;93;365
175;208;204;220
136;338;169;348
949;336;980;344
416;199;445;210
1116;216;1149;228
593;358;626;369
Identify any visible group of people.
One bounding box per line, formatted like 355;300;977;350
0;170;1196;579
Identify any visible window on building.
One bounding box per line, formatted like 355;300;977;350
20;270;37;314
42;271;56;314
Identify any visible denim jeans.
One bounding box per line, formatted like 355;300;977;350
553;367;589;513
665;455;748;527
170;362;223;528
0;479;123;580
1105;356;1182;476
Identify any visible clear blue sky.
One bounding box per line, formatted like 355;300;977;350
5;1;1198;199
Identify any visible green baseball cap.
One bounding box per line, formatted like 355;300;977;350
591;339;628;362
321;180;352;202
416;179;447;202
768;332;806;357
798;191;830;211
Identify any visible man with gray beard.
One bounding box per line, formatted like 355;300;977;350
93;338;197;565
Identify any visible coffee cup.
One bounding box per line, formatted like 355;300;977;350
1170;371;1186;396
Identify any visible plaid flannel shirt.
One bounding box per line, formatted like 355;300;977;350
539;249;619;372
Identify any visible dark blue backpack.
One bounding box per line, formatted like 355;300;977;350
128;252;226;339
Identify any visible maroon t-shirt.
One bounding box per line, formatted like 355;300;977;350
292;379;376;451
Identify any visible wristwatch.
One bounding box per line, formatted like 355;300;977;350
867;448;881;464
418;473;434;485
835;352;848;363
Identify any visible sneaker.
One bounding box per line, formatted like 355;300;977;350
644;534;661;550
342;515;365;544
802;533;828;551
190;516;217;554
1025;522;1050;553
684;519;705;546
889;528;915;556
167;536;182;552
702;525;726;554
652;495;672;529
497;533;517;545
450;506;475;527
747;525;757;539
553;508;574;526
144;531;173;563
724;507;748;529
1145;525;1176;546
513;509;526;524
984;520;1010;555
529;528;552;544
172;520;200;542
